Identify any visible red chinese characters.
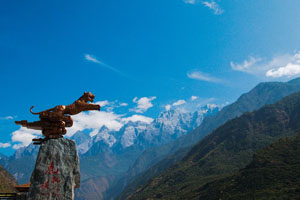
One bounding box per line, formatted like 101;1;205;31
39;162;61;197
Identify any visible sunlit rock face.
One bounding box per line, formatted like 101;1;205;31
28;138;80;200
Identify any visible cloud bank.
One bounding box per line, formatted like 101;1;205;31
10;98;157;149
231;52;300;78
12;127;41;149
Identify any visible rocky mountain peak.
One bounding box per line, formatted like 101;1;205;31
93;126;117;148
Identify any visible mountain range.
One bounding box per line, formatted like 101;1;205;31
0;103;219;199
118;77;300;199
76;105;219;199
125;89;300;199
2;78;300;199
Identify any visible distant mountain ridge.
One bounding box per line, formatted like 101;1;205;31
126;90;300;199
119;77;300;199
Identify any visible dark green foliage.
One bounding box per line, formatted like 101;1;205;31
197;135;300;200
127;91;300;199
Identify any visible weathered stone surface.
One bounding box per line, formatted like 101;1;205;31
28;138;80;200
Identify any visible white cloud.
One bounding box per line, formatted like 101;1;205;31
191;96;198;101
131;96;156;113
172;100;186;106
84;54;123;75
165;104;171;111
202;1;224;15
95;100;128;112
95;100;110;107
67;110;123;136
85;54;103;64
183;0;196;4
187;70;221;83
0;142;11;148
266;52;300;78
120;102;128;107
12;127;41;149
122;115;153;124
231;52;300;78
266;63;300;78
182;0;224;15
230;56;262;72
0;116;14;120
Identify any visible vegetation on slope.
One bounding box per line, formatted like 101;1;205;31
127;91;300;199
197;134;300;200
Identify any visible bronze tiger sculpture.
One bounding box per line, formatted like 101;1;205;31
15;92;101;144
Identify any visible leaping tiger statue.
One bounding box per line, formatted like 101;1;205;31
15;92;101;144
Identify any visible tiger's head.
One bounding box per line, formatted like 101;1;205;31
81;92;95;103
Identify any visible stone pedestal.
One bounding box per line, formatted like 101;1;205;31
28;138;80;200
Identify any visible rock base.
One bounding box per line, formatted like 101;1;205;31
28;138;80;200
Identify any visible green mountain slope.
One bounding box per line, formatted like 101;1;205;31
127;91;300;199
197;134;300;200
0;165;17;193
119;78;300;199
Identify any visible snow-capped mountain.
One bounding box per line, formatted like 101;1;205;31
80;104;219;153
71;131;92;154
136;105;219;148
74;104;220;154
72;126;116;154
119;121;148;148
92;125;117;147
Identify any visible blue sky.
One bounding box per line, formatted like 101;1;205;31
1;0;300;155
